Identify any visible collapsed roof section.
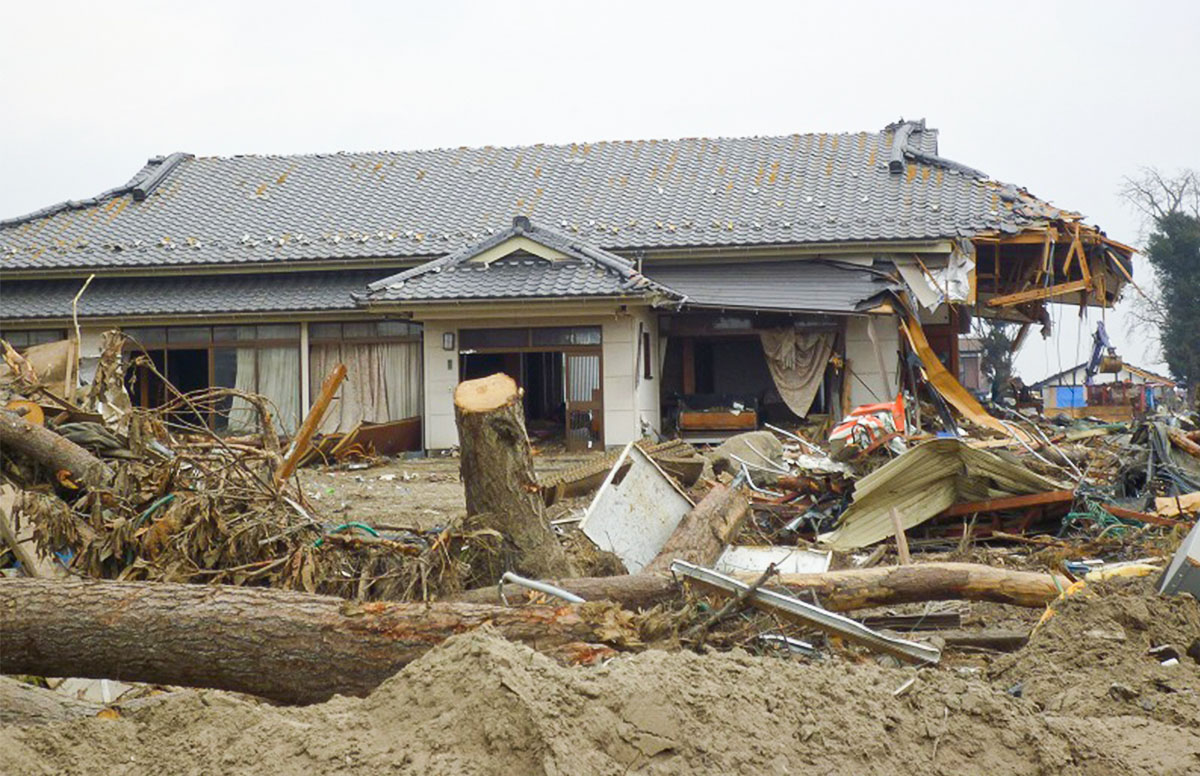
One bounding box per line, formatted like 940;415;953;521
0;121;1124;276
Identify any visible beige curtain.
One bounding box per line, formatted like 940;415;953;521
227;347;259;434
311;341;422;433
258;346;301;434
759;328;834;418
227;346;301;434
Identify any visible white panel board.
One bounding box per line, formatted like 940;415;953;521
715;545;832;576
579;443;694;574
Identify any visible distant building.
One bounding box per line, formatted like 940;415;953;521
1032;362;1176;421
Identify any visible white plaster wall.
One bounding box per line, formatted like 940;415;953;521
600;314;637;447
418;310;651;450
845;315;900;408
631;307;662;438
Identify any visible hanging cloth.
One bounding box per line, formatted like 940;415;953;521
759;328;834;417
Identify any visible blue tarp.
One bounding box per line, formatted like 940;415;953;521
1055;386;1086;408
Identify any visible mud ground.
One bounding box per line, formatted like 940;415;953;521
3;576;1197;776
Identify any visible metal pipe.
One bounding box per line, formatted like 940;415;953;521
498;572;586;604
739;463;784;498
764;423;823;455
670;560;941;665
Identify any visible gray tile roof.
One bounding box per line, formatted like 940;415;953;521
364;217;676;303
644;260;899;313
0;269;384;321
0;120;1077;273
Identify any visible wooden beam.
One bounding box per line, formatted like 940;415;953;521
995;229;1060;245
681;337;696;394
889;507;911;565
1099;503;1184;529
986;279;1089;308
941;489;1076;518
275;363;347;486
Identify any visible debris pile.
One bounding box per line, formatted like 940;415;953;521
1;334;494;601
3;356;1199;772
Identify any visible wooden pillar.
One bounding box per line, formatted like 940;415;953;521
681;338;696;394
947;306;960;381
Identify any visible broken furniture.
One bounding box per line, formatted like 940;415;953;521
674;393;759;443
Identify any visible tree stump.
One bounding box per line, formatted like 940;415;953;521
454;373;574;578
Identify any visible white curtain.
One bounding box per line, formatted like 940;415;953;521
759;328;835;418
258;346;301;434
227;348;259;433
311;341;422;434
226;346;300;434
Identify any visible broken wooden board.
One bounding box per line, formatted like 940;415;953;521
900;315;1022;441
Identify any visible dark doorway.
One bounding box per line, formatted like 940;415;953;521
164;349;209;428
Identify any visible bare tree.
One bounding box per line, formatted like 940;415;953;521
1121;167;1200;223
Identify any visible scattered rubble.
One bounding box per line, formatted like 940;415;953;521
3;337;1199;773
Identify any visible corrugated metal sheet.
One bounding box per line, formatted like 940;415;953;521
819;438;1065;550
568;354;600;402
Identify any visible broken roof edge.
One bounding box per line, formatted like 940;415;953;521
0;153;193;230
885;118;986;179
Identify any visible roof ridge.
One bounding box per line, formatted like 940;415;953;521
183;124;928;164
0;153;192;230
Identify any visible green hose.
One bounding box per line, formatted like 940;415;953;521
314;522;380;548
134;494;176;527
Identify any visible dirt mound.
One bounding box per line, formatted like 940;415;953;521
992;576;1200;726
3;582;1199;775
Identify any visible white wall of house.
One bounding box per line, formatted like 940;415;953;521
631;307;662;438
844;315;900;408
418;307;656;450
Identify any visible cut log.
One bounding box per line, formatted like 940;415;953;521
0;579;626;705
0;410;112;489
446;562;1068;612
757;562;1069;611
642;483;749;574
454;373;573;578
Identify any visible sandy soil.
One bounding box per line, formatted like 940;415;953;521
3;577;1197;776
297;452;599;531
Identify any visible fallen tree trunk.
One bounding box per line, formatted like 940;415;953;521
0;579;620;705
448;562;1068;612
642;483;749;575
0;411;112;489
454;373;574;578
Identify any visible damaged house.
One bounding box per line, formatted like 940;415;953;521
0;120;1135;450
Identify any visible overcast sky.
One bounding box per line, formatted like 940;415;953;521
3;0;1197;382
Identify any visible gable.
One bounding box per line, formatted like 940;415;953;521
468;235;567;265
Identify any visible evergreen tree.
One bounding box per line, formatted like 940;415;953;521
1123;169;1200;404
